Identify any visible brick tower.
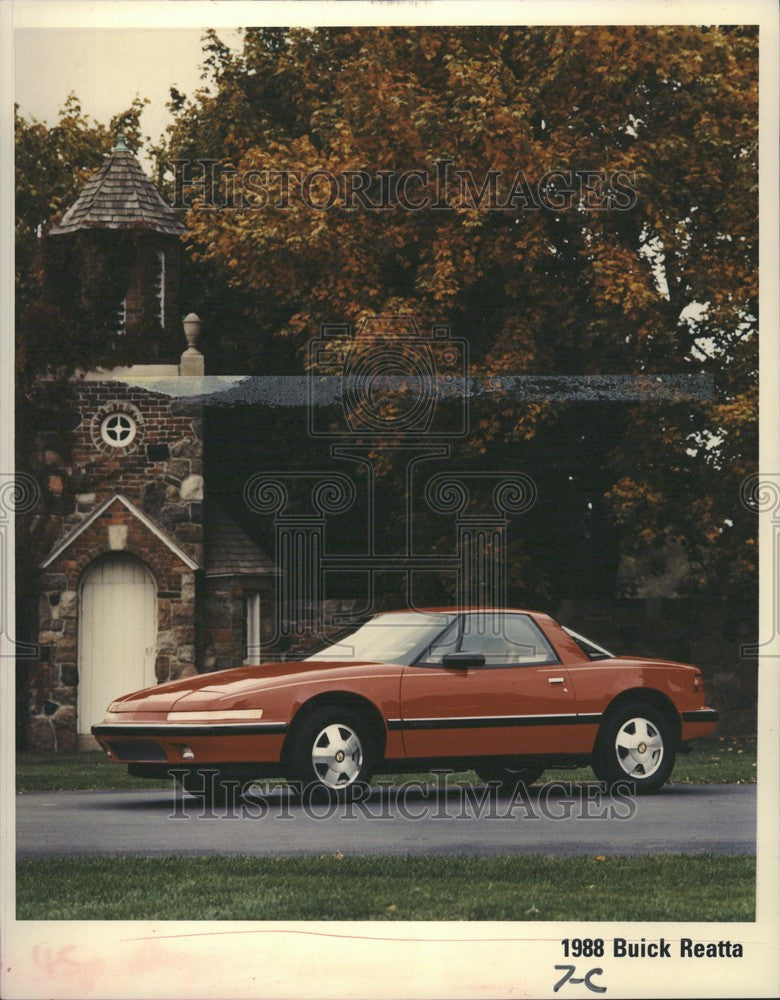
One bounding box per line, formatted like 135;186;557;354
28;136;205;751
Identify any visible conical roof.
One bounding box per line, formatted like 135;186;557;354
49;135;186;237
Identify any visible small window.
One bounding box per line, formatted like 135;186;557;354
155;251;166;327
244;592;261;664
100;412;137;448
116;297;127;336
563;626;614;661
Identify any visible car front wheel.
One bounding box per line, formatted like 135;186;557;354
592;701;676;793
288;706;377;797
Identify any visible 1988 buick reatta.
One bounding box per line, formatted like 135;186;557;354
92;608;718;797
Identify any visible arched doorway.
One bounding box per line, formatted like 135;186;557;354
77;553;157;737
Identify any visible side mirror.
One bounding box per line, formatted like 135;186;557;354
442;652;485;669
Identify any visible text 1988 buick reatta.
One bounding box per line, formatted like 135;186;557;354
92;608;719;796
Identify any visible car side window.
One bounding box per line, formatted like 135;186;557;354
459;614;558;666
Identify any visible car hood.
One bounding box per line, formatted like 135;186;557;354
109;659;391;713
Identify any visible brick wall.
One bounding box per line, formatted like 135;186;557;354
34;380;203;567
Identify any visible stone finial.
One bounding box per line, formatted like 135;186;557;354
113;133;129;152
183;313;202;351
180;313;204;376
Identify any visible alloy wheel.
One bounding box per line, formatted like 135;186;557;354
311;722;364;788
614;716;664;778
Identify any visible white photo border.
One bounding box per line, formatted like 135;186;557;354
1;2;778;998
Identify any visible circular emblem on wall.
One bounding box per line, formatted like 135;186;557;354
91;402;145;455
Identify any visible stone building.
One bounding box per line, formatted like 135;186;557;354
24;138;277;751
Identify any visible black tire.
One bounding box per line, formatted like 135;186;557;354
286;705;378;798
177;768;242;807
592;700;677;794
475;764;545;791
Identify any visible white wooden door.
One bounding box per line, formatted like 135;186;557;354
77;554;157;734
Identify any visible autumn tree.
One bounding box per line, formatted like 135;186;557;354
14;28;755;607
161;25;756;605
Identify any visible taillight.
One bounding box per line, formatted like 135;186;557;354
693;673;703;692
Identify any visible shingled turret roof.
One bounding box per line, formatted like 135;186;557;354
49;135;186;237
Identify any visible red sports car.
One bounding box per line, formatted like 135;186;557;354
92;608;718;797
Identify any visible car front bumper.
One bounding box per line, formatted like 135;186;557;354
91;721;289;765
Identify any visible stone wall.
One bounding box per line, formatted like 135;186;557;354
202;576;276;671
28;495;199;752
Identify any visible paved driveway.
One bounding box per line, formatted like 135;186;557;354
16;782;756;858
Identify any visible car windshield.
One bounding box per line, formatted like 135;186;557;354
306;612;456;664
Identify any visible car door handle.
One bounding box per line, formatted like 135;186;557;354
548;677;565;684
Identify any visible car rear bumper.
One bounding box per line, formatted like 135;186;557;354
680;707;719;741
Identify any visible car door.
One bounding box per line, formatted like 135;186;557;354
398;612;576;760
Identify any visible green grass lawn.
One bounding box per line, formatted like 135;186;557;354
16;749;172;791
16;737;757;792
16;853;755;922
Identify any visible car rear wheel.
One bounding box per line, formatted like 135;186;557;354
475;764;545;791
288;706;377;797
592;701;676;793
